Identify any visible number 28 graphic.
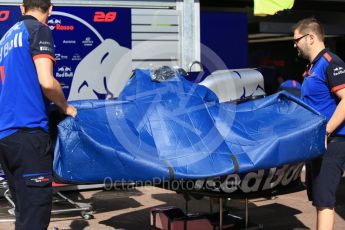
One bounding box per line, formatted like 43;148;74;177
93;12;117;22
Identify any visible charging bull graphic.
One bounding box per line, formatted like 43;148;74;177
68;39;131;100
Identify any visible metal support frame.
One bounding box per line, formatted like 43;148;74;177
181;193;264;230
245;198;249;228
219;197;223;229
185;198;189;214
0;187;15;223
176;0;201;71
52;191;93;219
4;189;15;208
0;183;93;220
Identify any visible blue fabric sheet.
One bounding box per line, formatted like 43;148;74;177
53;69;326;184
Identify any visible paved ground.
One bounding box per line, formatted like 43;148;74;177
1;174;345;230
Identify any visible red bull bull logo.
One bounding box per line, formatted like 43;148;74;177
48;18;74;31
56;66;74;78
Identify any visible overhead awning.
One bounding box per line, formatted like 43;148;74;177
254;0;295;16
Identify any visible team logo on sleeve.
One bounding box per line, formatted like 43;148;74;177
333;66;345;76
39;41;53;52
30;176;50;183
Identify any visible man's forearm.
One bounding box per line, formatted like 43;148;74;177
41;78;69;113
326;98;345;133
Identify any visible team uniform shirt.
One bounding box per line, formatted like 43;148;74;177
0;15;55;139
301;48;345;135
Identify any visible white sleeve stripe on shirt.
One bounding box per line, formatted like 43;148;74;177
18;32;23;47
13;33;18;48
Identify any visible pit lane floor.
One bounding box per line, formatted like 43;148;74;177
1;174;345;230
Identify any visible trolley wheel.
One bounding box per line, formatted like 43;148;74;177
8;208;15;216
81;211;93;220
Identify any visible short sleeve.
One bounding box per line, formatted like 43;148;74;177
326;62;345;93
30;25;55;63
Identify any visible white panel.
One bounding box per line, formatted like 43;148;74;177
132;15;178;25
132;33;178;40
132;41;179;60
132;25;178;33
200;69;265;102
131;8;180;65
132;60;180;69
176;0;200;70
132;9;179;16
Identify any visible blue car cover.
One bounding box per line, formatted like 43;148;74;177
53;69;326;184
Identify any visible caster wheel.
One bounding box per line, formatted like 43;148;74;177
81;211;93;220
8;208;15;216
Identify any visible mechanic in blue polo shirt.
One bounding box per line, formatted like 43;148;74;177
0;1;77;229
293;17;345;230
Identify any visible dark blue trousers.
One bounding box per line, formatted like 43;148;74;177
0;129;53;230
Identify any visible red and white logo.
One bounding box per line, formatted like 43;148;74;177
48;18;74;31
30;176;50;183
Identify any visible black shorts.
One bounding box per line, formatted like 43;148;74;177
305;138;345;208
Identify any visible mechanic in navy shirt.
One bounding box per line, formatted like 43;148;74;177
293;17;345;230
0;1;76;229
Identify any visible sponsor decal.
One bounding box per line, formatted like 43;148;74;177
39;41;51;45
55;53;68;61
40;46;53;52
48;18;74;31
82;37;94;47
193;163;304;193
72;53;81;61
59;82;69;89
30;176;50;183
63;40;76;44
56;66;74;78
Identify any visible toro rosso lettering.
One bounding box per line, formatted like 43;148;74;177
48;18;74;31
